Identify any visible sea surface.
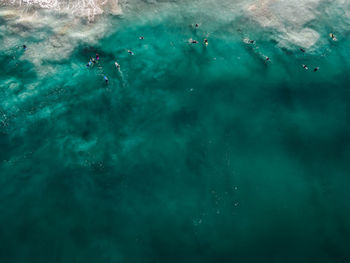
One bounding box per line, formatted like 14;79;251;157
1;0;350;262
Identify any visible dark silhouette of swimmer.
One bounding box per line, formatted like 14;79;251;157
244;38;255;44
314;67;320;72
128;50;134;55
204;39;208;45
104;76;109;84
23;45;27;50
300;48;306;52
96;54;100;60
191;40;198;44
195;23;199;28
139;36;144;40
302;64;308;70
265;56;270;61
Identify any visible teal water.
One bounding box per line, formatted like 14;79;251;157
1;1;350;262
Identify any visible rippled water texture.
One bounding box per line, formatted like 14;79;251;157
1;0;350;262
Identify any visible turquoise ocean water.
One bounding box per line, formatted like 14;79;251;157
1;0;350;262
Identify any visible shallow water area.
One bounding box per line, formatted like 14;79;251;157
1;0;350;262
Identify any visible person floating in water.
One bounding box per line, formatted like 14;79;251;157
302;64;308;70
330;33;337;41
91;58;96;64
128;50;134;55
314;67;320;72
204;39;208;46
191;39;198;44
265;56;270;62
23;45;27;50
104;76;109;84
115;61;120;69
300;48;306;53
243;38;255;44
96;53;100;60
139;36;144;40
195;23;199;28
86;60;92;67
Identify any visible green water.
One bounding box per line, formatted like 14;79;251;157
1;2;350;262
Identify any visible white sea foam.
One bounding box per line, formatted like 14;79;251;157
246;0;350;49
246;0;321;49
0;10;108;72
1;0;121;19
0;1;120;69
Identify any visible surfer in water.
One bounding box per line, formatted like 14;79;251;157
243;38;255;44
139;36;144;40
302;64;308;70
128;50;134;55
96;53;100;61
115;61;120;69
314;67;320;72
191;39;198;44
330;33;337;41
204;39;208;46
300;48;306;53
23;45;27;50
104;76;109;84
